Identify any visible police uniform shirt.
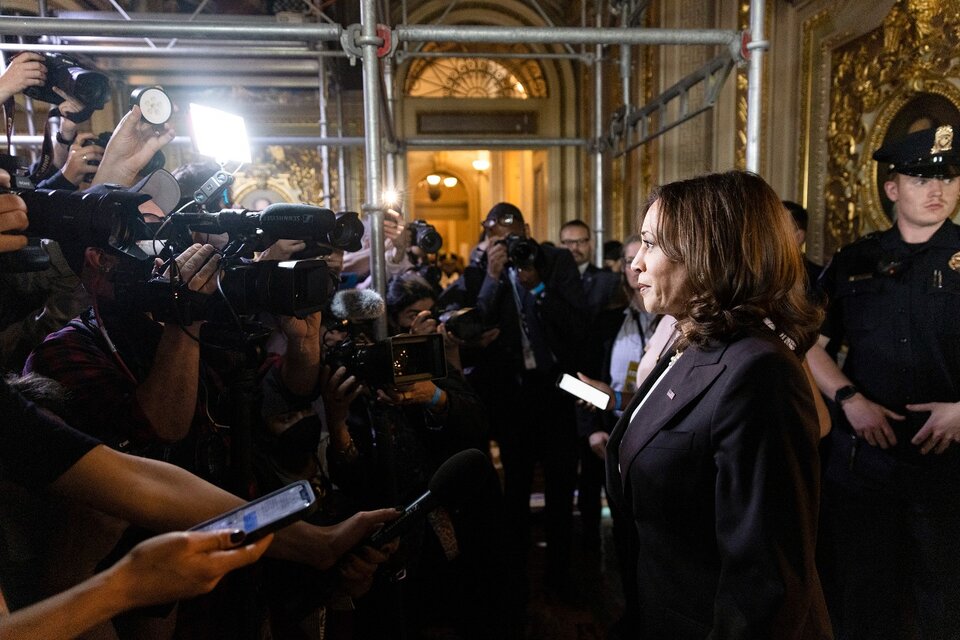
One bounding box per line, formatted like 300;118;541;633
820;220;960;418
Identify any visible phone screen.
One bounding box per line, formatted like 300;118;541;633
190;482;315;541
557;373;610;409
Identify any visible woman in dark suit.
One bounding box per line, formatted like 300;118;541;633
606;171;831;639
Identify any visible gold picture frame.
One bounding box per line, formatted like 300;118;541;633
859;83;960;230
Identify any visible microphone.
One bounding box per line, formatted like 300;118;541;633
173;203;337;240
329;288;385;323
367;448;491;548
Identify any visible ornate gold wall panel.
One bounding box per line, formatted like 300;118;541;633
818;0;960;254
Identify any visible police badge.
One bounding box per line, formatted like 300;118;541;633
950;251;960;273
931;125;954;154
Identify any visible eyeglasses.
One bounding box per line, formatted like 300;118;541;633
482;213;515;229
560;238;590;247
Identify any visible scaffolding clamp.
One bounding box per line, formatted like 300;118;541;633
341;24;395;64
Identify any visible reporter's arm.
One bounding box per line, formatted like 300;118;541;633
51;444;397;571
0;531;270;640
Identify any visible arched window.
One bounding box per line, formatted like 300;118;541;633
404;44;548;99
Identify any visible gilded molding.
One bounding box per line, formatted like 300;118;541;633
824;0;960;251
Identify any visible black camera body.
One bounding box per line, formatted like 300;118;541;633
408;219;443;254
120;257;338;323
22;53;110;121
325;333;447;389
502;233;538;267
438;307;488;343
0;152;153;273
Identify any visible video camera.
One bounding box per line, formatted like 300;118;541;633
167;205;364;254
21;53;111;121
135;203;366;322
325;333;448;389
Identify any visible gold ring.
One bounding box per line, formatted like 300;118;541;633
82;154;88;161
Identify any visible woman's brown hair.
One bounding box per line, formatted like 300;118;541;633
641;171;822;352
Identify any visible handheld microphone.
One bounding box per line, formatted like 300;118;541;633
366;448;491;548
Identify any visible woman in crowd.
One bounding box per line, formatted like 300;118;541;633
606;170;830;639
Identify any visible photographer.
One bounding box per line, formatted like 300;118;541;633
1;218;399;638
449;202;589;597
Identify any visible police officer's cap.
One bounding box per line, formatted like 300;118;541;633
873;125;960;178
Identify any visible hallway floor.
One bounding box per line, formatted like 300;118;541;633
521;497;624;640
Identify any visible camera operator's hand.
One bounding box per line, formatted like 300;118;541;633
278;311;322;396
407;309;438;336
94;105;175;187
0;169;29;253
60;132;103;186
163;244;221;296
0;52;46;103
52;86;89;125
257;239;307;262
588;431;609;459
485;241;508;280
377;380;447;412
383;209;406;247
319;365;363;437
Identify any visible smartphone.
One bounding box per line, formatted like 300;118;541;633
189;480;316;544
557;373;610;410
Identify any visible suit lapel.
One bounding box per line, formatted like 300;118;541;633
616;346;728;493
606;347;675;510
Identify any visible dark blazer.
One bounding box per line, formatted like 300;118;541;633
606;328;831;640
581;263;621;318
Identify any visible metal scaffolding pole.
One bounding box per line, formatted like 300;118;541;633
0;16;342;42
745;0;767;173
404;138;589;149
593;10;605;269
6;134;366;147
318;54;333;209
359;0;388;337
394;25;737;47
0;42;343;59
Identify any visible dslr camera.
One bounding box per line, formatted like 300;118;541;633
22;53;111;121
325;333;448;389
477;233;539;271
407;219;443;253
0;153;152;273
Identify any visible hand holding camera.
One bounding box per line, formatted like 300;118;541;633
61;132;104;186
0;169;29;254
0;52;46;103
162;243;222;296
485;240;509;280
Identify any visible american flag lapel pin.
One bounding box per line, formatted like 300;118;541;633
666;389;675;400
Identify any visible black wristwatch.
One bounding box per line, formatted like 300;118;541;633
55;131;75;145
834;384;859;405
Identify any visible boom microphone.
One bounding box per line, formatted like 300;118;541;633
173;203;337;240
367;448;491;547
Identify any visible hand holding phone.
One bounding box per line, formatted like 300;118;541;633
189;480;317;545
557;373;611;410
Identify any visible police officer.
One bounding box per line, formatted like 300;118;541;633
807;125;960;639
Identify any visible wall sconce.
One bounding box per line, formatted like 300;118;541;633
421;171;459;202
472;159;491;173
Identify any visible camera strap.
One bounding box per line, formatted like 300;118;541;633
4;97;14;149
508;268;538;370
30;119;56;181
